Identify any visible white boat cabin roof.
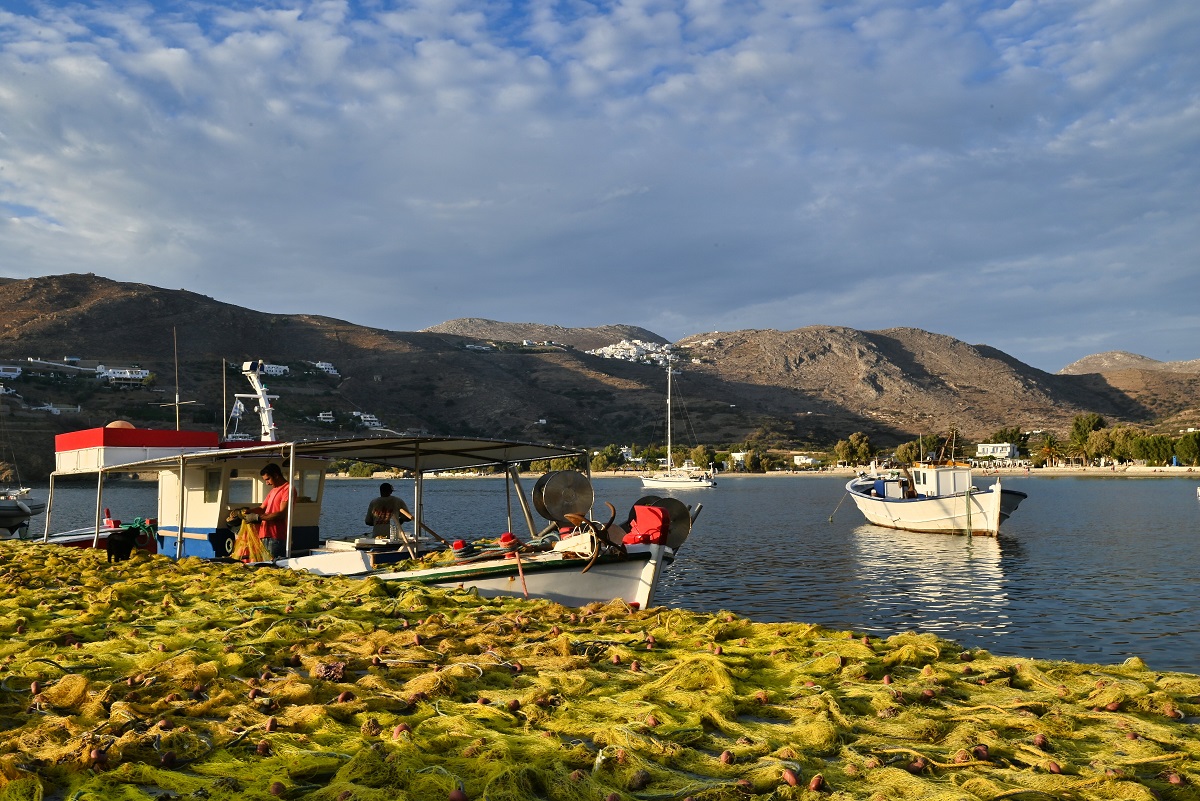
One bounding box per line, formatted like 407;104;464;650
54;429;586;476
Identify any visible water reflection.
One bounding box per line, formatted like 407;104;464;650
848;525;1007;639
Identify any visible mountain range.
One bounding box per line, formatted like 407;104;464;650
0;274;1196;479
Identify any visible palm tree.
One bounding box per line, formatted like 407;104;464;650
1038;434;1064;467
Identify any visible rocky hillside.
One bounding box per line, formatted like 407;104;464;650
0;274;1195;480
1060;351;1200;375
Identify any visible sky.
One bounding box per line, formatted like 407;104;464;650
1;0;1197;373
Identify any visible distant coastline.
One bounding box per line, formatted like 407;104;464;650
590;464;1199;479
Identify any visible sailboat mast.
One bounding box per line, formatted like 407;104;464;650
665;359;672;470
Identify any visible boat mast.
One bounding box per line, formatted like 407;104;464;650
665;355;673;472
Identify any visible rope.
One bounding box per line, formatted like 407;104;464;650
828;491;848;522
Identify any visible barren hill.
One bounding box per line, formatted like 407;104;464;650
0;274;1195;479
1060;351;1200;375
676;327;1153;445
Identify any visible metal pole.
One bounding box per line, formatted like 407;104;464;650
284;442;295;558
92;471;105;548
413;446;422;548
507;465;538;539
176;455;185;559
42;474;56;542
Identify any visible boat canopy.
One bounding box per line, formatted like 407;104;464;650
54;434;587;476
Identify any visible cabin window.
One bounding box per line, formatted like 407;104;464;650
228;476;257;505
292;469;322;503
203;470;222;503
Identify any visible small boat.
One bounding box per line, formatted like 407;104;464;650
38;511;159;556
642;356;716;490
0;487;46;535
845;462;1027;536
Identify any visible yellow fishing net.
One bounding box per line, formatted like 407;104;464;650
1;540;1198;800
231;519;270;562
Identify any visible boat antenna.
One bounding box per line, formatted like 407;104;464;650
158;327;197;429
222;358;227;440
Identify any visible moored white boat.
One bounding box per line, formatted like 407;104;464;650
642;356;716;490
0;487;46;535
642;464;716;490
845;462;1027;536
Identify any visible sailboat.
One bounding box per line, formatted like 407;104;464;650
641;357;716;489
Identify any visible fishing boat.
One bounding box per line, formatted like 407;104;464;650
845;461;1027;536
0;487;46;535
41;363;697;609
642;357;716;490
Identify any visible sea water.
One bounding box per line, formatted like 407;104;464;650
30;473;1200;673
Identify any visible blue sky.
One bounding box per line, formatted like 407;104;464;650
1;0;1197;372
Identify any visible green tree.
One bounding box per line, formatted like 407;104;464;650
1176;432;1200;466
1109;426;1141;463
894;440;921;464
849;432;874;464
689;444;715;469
1087;429;1114;464
1133;435;1174;466
1068;414;1106;463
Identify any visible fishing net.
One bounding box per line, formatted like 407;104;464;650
1;540;1198;800
230;519;270;562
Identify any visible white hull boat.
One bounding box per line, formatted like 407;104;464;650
846;463;1027;536
284;541;669;609
0;488;45;534
642;470;716;489
642;356;716;490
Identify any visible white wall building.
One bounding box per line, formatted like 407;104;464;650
975;443;1019;459
97;366;154;386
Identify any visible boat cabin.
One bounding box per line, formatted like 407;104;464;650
52;425;328;559
910;464;974;498
155;454;326;558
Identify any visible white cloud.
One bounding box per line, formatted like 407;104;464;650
0;0;1195;371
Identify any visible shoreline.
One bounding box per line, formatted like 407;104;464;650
589;464;1200;479
47;463;1199;485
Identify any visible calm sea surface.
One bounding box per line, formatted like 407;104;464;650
30;473;1200;673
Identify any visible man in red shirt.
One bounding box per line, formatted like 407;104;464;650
245;463;294;560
